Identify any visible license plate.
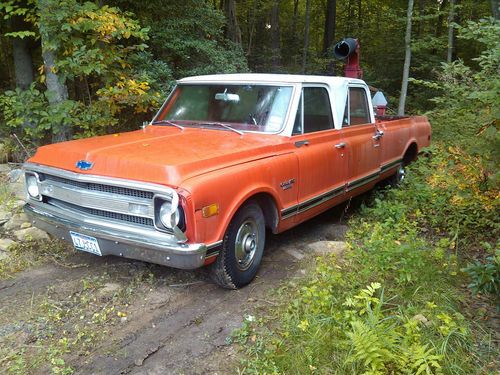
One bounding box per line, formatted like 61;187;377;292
70;231;102;256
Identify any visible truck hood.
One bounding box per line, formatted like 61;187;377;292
28;126;288;187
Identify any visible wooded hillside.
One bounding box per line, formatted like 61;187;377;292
0;0;496;147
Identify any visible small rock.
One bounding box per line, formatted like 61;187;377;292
99;282;121;297
308;241;348;256
20;222;31;229
0;143;8;163
413;314;432;326
14;227;50;242
120;317;128;323
285;248;305;260
0;209;11;225
11;182;26;200
3;213;29;231
0;250;10;261
8;169;22;183
0;238;16;251
13;200;26;209
325;224;349;240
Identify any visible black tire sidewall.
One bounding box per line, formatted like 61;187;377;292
221;202;265;288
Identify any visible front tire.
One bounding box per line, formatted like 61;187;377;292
210;202;265;289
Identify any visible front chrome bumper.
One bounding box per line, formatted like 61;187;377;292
25;204;211;270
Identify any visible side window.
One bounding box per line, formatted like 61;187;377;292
344;87;371;126
292;87;334;134
303;87;334;133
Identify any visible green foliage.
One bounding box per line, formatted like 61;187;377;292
462;248;500;304
418;18;500;186
132;0;248;78
237;144;497;373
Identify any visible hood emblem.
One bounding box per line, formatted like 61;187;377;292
76;160;94;171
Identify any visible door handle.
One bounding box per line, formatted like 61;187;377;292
335;142;346;149
295;140;309;147
372;130;384;140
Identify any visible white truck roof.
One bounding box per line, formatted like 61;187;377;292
178;74;371;129
178;73;365;86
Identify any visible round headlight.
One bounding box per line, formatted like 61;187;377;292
159;202;180;229
26;175;40;198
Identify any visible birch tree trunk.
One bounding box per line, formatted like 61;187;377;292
302;0;311;73
398;0;414;116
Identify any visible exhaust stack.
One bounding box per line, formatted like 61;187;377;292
333;38;363;79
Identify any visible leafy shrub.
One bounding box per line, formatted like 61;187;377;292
462;247;499;308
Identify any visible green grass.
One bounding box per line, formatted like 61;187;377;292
234;145;499;375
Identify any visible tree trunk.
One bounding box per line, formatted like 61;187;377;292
270;0;281;71
322;0;336;56
323;0;337;74
435;0;448;38
398;0;414;116
492;0;499;19
38;0;71;142
291;0;299;63
447;0;456;63
223;0;242;45
246;0;258;56
302;0;311;73
11;16;34;90
416;0;425;37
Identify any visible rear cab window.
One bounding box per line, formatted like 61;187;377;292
342;86;372;127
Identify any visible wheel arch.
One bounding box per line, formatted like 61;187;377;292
403;141;418;166
224;189;280;237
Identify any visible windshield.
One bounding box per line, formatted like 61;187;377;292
154;84;294;133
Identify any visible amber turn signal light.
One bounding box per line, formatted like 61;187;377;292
202;203;219;218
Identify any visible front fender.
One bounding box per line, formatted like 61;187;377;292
181;153;299;245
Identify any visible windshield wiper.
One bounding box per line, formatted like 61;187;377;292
199;122;243;135
151;119;184;130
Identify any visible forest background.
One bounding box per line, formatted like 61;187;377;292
0;1;498;373
0;0;497;146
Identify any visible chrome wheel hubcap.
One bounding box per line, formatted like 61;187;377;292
397;165;406;183
235;219;258;271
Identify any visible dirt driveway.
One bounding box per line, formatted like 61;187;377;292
0;208;348;375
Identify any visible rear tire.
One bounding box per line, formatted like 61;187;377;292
388;163;406;187
210;202;265;289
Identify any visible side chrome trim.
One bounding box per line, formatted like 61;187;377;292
280;158;403;219
346;171;380;192
381;158;403;172
281;185;344;220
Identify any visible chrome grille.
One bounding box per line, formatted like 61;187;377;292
47;198;154;227
42;174;154;200
37;172;164;230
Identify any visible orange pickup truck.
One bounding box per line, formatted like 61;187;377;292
24;73;431;288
